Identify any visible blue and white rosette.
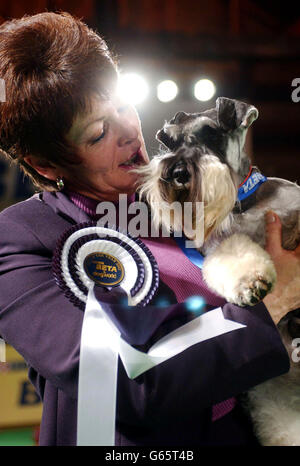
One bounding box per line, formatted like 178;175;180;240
53;222;246;446
52;222;159;310
52;222;160;445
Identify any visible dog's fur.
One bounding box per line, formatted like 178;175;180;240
137;97;300;445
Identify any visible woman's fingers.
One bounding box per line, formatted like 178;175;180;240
265;211;300;258
265;211;283;258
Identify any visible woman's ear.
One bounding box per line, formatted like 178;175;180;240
23;155;60;181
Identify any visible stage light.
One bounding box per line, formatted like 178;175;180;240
117;72;149;105
157;80;178;102
194;79;216;102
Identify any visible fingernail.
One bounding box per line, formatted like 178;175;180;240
266;211;276;224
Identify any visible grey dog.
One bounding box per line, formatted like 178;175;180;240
138;97;300;445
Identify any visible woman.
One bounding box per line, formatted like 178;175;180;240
0;12;298;446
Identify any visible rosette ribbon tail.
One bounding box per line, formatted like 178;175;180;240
77;287;121;446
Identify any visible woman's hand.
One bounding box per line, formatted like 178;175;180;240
263;211;300;324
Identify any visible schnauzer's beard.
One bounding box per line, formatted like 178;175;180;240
137;153;237;246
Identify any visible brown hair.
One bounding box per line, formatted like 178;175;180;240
0;11;118;190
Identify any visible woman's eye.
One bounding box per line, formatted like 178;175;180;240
91;123;108;145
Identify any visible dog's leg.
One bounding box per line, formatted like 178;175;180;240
246;313;300;446
202;233;276;306
247;374;300;446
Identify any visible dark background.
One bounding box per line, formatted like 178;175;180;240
0;0;299;210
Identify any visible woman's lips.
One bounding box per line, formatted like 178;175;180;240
119;149;145;170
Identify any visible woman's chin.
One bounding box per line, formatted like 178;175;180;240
117;168;140;185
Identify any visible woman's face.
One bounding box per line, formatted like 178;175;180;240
63;96;149;201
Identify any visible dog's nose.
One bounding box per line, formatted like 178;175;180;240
170;162;190;185
170;112;189;125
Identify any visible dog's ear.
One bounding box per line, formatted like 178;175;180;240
216;97;258;131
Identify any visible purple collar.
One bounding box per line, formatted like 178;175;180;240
66;191;135;218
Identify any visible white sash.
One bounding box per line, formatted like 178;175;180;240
77;287;246;446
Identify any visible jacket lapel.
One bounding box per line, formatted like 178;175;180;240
41;191;91;224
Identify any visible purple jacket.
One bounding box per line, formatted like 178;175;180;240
0;191;290;446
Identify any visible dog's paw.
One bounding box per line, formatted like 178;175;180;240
232;272;275;307
202;233;277;306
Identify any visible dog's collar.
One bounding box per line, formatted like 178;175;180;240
237;166;267;201
233;166;268;213
238;165;253;190
173;235;204;269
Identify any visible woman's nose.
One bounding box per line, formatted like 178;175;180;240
117;119;139;147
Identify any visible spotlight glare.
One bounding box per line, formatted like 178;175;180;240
157;80;178;102
117;72;149;105
184;295;206;316
194;79;216;102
